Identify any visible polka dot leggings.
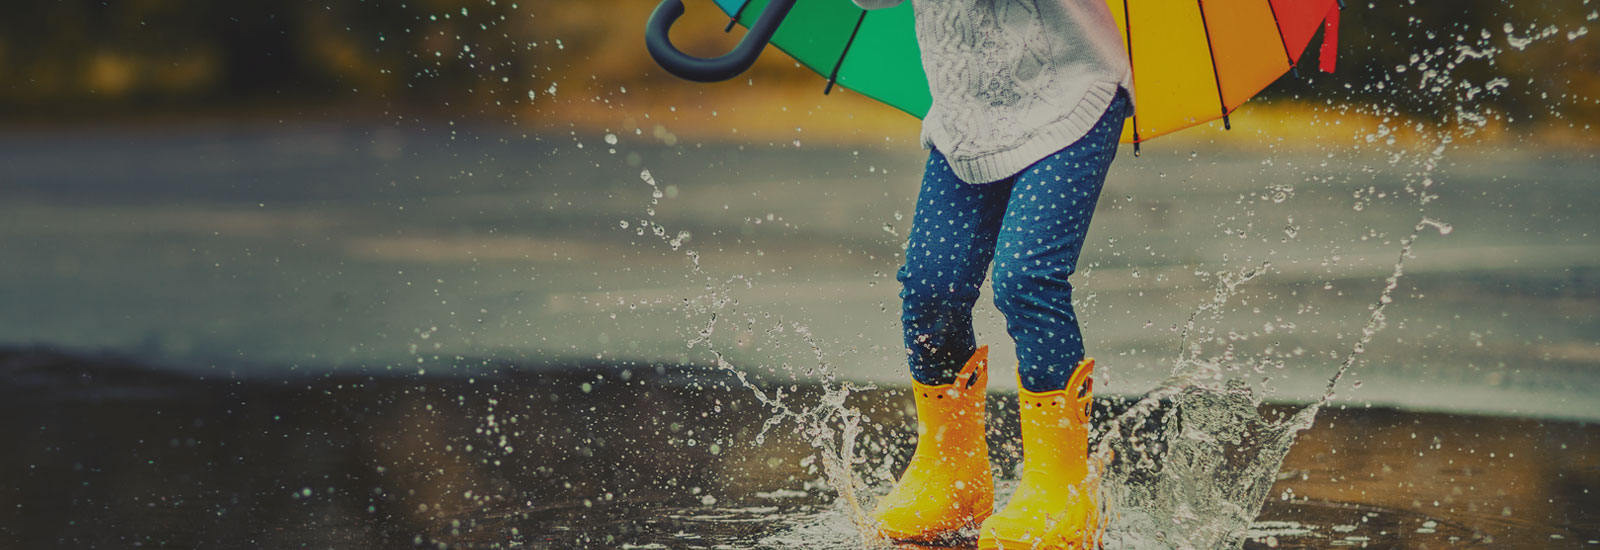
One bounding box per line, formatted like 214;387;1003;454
899;90;1128;393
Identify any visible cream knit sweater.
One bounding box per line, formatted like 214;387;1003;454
854;0;1133;183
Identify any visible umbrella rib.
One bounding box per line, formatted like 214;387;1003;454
1121;0;1139;155
825;10;870;95
725;0;753;32
1264;0;1300;77
1196;0;1231;130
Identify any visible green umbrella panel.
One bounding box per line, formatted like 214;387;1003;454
711;0;932;118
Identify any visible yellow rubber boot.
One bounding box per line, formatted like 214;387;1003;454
874;346;995;543
979;359;1101;550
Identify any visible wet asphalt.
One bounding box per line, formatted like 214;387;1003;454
0;124;1595;420
1;348;1595;549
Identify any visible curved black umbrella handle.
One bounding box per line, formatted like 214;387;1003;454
645;0;797;83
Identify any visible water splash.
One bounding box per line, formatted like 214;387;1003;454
1091;201;1452;548
625;168;885;546
1097;376;1318;550
1086;13;1558;549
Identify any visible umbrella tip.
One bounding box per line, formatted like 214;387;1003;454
1223;115;1232;131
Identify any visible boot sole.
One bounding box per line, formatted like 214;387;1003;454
879;511;992;545
976;534;1100;550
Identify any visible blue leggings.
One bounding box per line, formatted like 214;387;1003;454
899;91;1128;393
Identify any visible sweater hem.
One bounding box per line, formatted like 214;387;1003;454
926;81;1123;184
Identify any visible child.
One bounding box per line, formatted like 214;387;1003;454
852;0;1132;548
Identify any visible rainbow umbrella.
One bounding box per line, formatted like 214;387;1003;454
645;0;1342;149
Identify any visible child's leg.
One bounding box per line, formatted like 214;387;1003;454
989;97;1125;392
878;149;1009;541
976;91;1126;550
898;149;1011;385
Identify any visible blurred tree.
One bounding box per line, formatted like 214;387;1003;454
0;0;1592;129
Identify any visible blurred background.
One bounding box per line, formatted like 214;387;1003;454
2;1;1597;137
0;1;1597;548
2;0;1594;411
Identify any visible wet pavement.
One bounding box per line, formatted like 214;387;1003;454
1;124;1597;548
0;126;1596;421
2;348;1595;549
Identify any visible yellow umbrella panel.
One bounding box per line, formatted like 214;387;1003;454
1111;0;1341;144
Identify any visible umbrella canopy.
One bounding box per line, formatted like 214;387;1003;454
647;0;1341;146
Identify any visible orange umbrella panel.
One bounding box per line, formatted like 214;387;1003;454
1112;0;1340;145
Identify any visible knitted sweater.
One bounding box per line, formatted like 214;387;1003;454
854;0;1133;183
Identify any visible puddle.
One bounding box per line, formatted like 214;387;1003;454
2;349;1595;549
